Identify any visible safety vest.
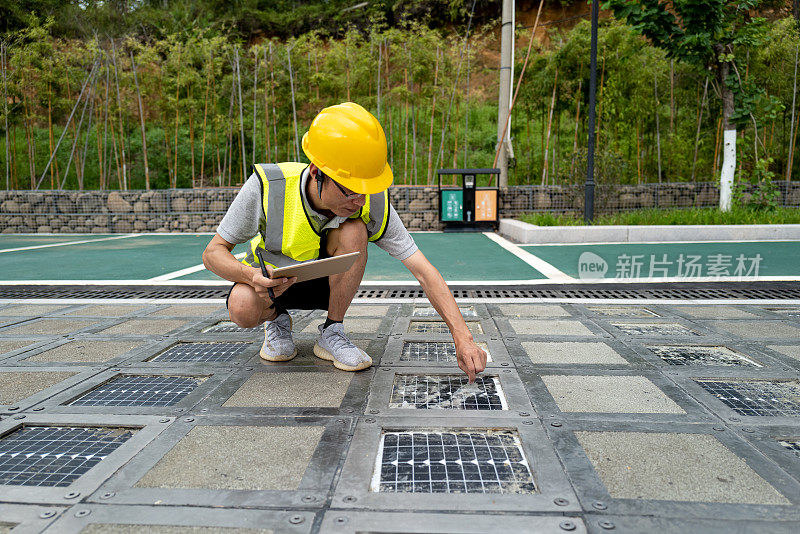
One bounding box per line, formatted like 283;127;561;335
241;162;389;269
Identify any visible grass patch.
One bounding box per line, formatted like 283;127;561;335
518;207;800;226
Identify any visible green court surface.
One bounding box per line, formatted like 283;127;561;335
522;241;800;279
0;233;545;282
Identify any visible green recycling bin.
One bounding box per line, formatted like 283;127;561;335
440;189;463;222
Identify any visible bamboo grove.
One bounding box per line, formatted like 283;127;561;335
1;15;799;191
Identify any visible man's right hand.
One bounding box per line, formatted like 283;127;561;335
249;265;296;304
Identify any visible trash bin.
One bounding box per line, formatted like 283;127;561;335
437;168;500;230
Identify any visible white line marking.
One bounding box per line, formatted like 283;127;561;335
518;239;800;246
148;252;247;281
483;232;574;281
0;234;140;253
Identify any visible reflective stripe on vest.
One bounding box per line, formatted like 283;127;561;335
241;162;389;270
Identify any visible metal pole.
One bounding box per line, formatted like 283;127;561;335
584;0;599;223
496;0;513;188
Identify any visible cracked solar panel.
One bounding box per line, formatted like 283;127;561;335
69;375;205;407
372;430;535;494
778;439;800;457
0;426;134;487
408;321;483;334
389;375;507;410
647;345;762;367
587;306;659;317
400;341;492;363
413;306;477;318
201;321;260;333
695;379;800;416
149;342;250;362
612;322;700;336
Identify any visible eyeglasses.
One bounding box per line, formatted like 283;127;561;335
322;171;364;200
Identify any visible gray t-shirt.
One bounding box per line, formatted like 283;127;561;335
217;167;418;260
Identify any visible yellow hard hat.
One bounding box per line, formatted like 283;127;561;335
302;102;393;195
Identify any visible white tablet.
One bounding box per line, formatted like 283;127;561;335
267;251;361;283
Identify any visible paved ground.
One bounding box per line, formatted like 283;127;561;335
1;300;800;533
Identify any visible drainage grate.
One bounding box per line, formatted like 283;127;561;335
612;322;700;336
372;430;535;494
587;306;659;317
201;321;260;333
400;342;493;363
69;375;204;407
778;439;800;457
695;379;800;416
408;321;483;334
389;375;506;410
413;306;477;318
0;426;134;487
5;282;800;301
148;342;250;363
647;346;762;367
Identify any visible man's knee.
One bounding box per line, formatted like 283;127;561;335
328;219;368;255
227;283;265;328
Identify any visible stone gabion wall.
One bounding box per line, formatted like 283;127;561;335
2;181;799;234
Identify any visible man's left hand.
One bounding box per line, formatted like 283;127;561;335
456;340;487;383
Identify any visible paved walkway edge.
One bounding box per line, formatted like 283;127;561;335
500;219;800;244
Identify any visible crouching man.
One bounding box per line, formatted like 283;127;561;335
202;102;486;380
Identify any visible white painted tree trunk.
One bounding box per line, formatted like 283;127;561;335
719;128;736;211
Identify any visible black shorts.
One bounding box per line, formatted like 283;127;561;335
226;239;331;312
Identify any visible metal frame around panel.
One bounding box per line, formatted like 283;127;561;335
736;424;800;485
2;335;164;369
581;513;800;534
0;317;119;338
88;415;354;509
0;366;106;414
331;415;580;513
517;368;719;424
319;511;587;534
366;366;534;419
691;317;800;343
119;336;260;367
393;316;496;337
545;419;800;522
27;366;235;416
0;504;65;534
623;339;794;375
42;504;316;534
0;338;53;364
200;365;374;416
672;373;800;427
379;334;513;368
0;414;173;505
500;333;652;371
492;314;612;340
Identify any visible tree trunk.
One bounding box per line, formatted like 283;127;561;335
1;44;8;190
173;45;182;188
130;52;150;190
787;43;799;180
542;69;558;185
252;48;259;166
426;47;440;184
717;52;736;212
235;47;247;181
201;53;212;184
654;69;662;182
110;41;127;190
286;46;300;163
570;79;582;181
691;77;709;182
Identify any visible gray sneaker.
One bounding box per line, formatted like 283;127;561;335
313;323;372;371
260;313;296;362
